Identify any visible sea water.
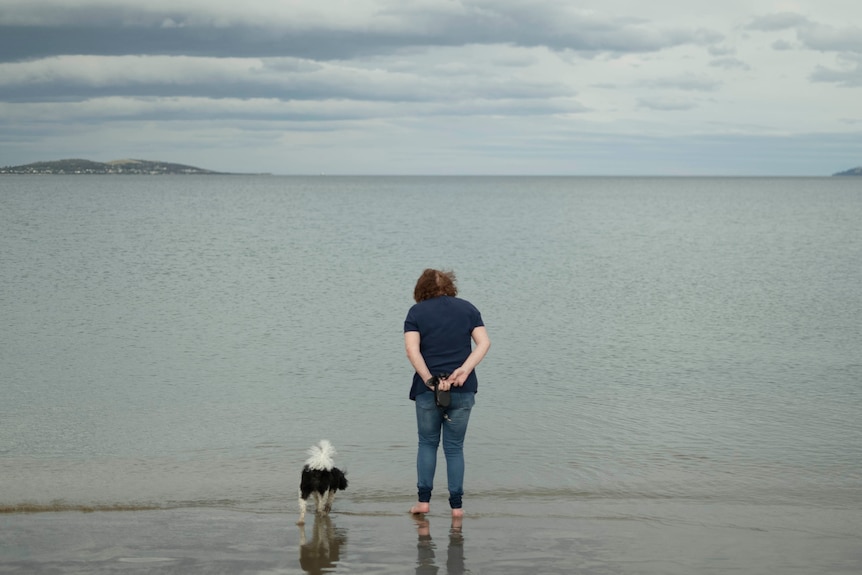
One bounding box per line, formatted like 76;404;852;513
1;175;860;570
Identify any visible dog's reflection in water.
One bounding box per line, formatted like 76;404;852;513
299;514;347;575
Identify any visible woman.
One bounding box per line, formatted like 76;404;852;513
404;269;491;518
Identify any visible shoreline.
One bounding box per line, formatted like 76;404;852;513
2;505;860;574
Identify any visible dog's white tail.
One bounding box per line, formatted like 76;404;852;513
305;439;336;471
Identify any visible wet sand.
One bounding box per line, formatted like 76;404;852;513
2;505;861;574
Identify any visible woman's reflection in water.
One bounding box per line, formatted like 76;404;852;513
414;516;466;575
299;514;347;575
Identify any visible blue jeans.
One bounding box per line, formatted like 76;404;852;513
415;391;476;509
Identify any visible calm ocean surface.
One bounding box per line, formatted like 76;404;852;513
2;175;861;572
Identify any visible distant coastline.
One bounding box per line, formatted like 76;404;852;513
832;166;862;176
0;159;260;175
2;158;860;176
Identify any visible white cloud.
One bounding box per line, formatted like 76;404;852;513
798;23;862;54
0;55;265;88
811;54;862;87
771;39;795;50
746;12;810;31
643;74;722;92
638;97;697;111
709;57;750;70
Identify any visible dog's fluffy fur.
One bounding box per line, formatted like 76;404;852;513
297;440;348;525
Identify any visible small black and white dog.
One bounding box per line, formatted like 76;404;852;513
297;440;348;525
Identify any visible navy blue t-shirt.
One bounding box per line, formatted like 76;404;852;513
404;296;484;400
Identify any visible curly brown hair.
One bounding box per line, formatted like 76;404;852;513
413;268;458;303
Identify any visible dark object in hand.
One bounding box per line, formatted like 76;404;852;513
426;373;451;408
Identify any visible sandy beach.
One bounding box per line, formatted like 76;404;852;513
3;503;861;575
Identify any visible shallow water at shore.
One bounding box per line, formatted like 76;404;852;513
3;504;861;575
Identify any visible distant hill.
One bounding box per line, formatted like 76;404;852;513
0;158;228;175
833;166;862;176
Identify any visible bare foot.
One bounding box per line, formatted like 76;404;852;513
409;502;430;515
451;508;464;518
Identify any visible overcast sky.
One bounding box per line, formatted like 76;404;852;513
1;0;860;175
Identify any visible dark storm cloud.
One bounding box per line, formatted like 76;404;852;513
0;25;424;63
0;2;723;64
0;1;725;107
